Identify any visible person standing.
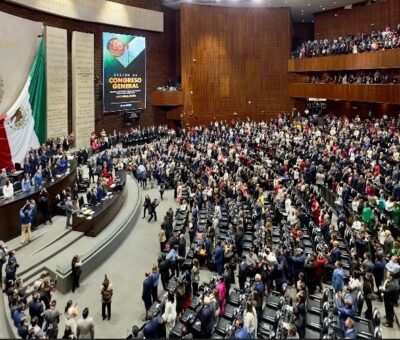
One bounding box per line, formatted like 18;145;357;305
159;182;165;201
243;300;257;338
159;226;166;252
20;202;34;244
191;259;200;295
100;275;113;321
42;300;61;339
28;293;44;328
199;296;214;338
150;264;160;304
77;307;95;339
148;199;159;222
162;292;177;339
379;271;399;328
332;261;344;293
142;272;153;317
71;255;82;293
363;272;374;319
0;241;7;287
143;195;151;219
214;241;224;275
65;197;76;229
39;188;53;225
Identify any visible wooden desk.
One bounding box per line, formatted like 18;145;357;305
72;171;126;237
151;90;184;107
0;160;77;241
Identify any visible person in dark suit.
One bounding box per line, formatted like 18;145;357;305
143;312;160;339
142;272;153;317
38;188;52;225
71;255;82;293
28;293;44;328
148;199;159;222
380;271;399;327
143;195;151;219
214;241;224;275
199;296;214;338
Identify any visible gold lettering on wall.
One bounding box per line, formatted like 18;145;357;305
72;31;94;148
45;26;68;139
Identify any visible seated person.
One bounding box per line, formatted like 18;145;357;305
3;180;14;199
42;165;54;182
88;188;98;206
107;174;115;188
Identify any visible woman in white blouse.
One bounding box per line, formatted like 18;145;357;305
162;292;177;339
243;300;257;337
3;180;14;199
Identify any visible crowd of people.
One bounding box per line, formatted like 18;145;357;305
2;110;400;338
308;70;400;85
292;24;400;59
104;111;400;338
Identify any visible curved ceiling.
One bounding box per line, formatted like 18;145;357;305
162;0;366;22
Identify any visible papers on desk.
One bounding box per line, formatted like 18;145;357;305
80;208;94;216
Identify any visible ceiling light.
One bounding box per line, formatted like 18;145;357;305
307;3;311;6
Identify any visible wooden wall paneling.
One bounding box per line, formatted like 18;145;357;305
314;0;399;40
0;1;178;134
181;4;291;126
288;83;400;104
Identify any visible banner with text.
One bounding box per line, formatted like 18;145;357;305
102;32;146;112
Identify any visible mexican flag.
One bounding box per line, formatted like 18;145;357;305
0;39;46;170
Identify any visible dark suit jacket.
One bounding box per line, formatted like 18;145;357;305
383;279;399;305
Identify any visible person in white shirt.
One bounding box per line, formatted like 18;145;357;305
351;216;362;231
351;196;360;212
162;293;177;338
3;180;14;199
77;307;95;339
243;300;257;337
284;194;292;215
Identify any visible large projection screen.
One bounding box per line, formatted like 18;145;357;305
102;33;146;112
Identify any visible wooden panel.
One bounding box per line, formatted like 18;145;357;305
288;49;400;72
315;0;399;40
151;91;184;106
181;4;291;126
288;83;400;104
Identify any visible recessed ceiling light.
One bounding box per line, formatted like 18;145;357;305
307;3;311;6
322;7;325;10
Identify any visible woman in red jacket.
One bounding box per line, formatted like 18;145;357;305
315;253;328;292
